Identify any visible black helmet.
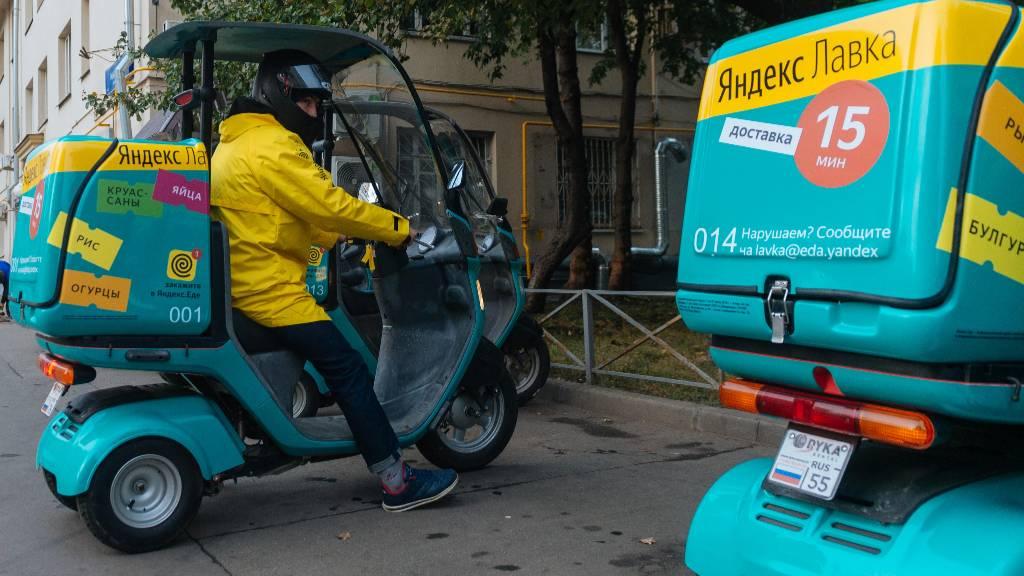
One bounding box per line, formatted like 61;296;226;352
252;50;332;148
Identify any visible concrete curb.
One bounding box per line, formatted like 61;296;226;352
536;379;786;447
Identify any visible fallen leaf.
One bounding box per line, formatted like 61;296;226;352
337;531;352;541
639;537;656;546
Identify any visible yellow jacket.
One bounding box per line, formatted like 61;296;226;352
211;112;409;327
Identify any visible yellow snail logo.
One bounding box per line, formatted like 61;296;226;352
307;246;324;267
166;250;197;281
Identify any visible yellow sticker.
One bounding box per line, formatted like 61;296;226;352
936;188;1024;285
166;250;198;281
307;246;325;267
977;81;1024;173
21;148;52;193
60;269;132;312
699;0;1010;120
46;212;124;271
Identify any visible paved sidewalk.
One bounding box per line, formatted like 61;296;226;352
539;379;786;447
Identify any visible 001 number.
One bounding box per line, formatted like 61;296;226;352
169;306;202;324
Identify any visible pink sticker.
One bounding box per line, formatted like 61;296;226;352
153;170;209;214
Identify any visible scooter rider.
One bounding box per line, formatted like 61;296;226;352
210;50;458;512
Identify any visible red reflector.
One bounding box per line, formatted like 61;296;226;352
174;91;194;107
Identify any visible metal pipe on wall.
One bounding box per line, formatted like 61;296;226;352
114;0;136;138
631;137;687;257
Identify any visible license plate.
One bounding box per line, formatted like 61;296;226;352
41;382;69;417
767;426;856;501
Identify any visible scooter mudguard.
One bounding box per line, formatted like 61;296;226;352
37;395;245;497
501;312;542;352
685;458;1024;576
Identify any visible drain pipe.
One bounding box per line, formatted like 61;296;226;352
10;0;22;222
632;137;687;256
114;0;136;139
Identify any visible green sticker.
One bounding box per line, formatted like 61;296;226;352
96;179;163;217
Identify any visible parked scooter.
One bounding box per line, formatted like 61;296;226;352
679;1;1024;574
12;22;517;553
293;104;549;420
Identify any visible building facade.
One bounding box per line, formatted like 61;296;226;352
0;0;179;258
1;3;699;285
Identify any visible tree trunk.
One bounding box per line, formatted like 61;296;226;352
525;12;592;312
565;237;595;289
607;0;645;291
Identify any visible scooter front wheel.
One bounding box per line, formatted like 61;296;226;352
504;334;550;406
416;367;518;471
78;437;203;553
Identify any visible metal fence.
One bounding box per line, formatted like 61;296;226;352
525;289;721;390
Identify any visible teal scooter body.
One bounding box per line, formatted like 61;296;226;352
686;458;1024;576
38;256;484;500
38;394;245;496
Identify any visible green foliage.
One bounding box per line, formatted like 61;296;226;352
83;0;415;124
80;32;166;121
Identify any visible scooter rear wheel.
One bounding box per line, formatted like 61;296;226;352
416;366;518;471
292;372;320;418
78;437;203;553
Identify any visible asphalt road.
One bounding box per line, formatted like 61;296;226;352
0;322;768;576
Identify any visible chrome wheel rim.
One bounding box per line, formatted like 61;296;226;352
439;386;505;454
110;454;182;529
292;379;309;418
505;347;541;396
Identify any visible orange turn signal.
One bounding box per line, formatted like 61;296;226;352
37;354;96;386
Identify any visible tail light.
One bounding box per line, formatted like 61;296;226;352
37;354;96;386
720;379;935;450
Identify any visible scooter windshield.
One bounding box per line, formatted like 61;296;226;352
329;55;450;232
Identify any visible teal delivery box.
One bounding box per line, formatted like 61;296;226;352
677;0;1024;423
9;137;212;337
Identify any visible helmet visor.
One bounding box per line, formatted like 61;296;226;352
277;64;332;99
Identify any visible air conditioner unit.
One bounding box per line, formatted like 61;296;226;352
163;20;184;33
0;155;15;171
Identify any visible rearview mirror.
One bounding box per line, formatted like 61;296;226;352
447;161;465;191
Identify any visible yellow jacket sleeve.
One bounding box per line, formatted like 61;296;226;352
256;130;410;247
311;226;340;248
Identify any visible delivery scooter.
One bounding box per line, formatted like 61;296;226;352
679;1;1024;574
12;21;517;553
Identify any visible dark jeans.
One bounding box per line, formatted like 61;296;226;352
272;320;400;473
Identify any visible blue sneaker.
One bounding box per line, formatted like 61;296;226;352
382;465;458;512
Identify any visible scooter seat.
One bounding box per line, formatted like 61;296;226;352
231;309;285;354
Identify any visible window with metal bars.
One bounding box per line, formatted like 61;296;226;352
557;137;638;229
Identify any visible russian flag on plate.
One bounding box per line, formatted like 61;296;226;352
771;466;803;486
